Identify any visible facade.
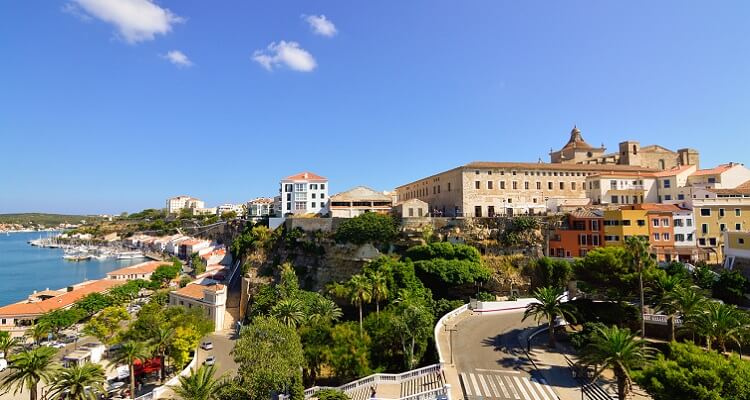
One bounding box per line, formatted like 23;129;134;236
548;210;604;258
653;165;697;204
395;161;652;218
168;283;227;332
585;172;658;206
724;231;750;278
0;280;123;338
602;207;649;246
692;181;750;262
166;196;205;214
329;186;393;218
247;197;274;218
687;163;750;190
279;172;329;216
178;239;213;260
216;203;245;217
550;126;699;170
636;204;678;262
673;207;697;262
106;261;170;281
393;199;429;218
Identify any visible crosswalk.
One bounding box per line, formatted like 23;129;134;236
459;371;558;400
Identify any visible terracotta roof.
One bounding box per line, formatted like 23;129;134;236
652;165;695;177
0;280;124;317
107;261;170;277
710;180;750;196
181;239;206;246
559;126;594;151
330;186;391;203
283;171;327;181
692;163;738;176
569;210;603;219
630;203;682;212
248;197;274;204
172;283;225;300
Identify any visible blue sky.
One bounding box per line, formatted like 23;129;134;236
1;1;749;214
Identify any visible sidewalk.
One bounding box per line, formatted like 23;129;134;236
434;308;472;400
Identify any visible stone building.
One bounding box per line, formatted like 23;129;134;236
550;126;699;170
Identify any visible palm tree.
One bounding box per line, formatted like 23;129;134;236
579;325;652;400
347;274;373;332
46;362;106;400
308;296;342;325
26;323;49;347
171;364;226;400
369;270;389;314
694;301;743;352
662;284;707;342
151;326;174;383
625;236;651;339
0;346;58;400
522;286;576;347
650;274;686;341
0;333;19;357
271;298;306;328
111;341;150;399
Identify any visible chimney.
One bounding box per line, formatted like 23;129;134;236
303;172;308;179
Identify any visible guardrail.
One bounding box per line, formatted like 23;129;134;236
305;364;444;399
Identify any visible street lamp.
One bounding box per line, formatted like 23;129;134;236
444;324;458;365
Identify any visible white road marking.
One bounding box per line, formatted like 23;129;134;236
478;374;490;397
505;376;520;399
495;375;511;398
469;373;482;397
486;373;500;398
521;377;541;400
461;373;472;396
476;368;522;374
534;377;558;399
513;376;530;400
530;378;551;400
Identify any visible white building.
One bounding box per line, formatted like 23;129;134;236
279;172;329;216
217;203;245;217
247;197;274;218
585;171;658;205
169;283;227;332
106;261;170;281
672;207;697;262
166;196;205;214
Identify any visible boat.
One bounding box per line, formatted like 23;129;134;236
116;251;145;260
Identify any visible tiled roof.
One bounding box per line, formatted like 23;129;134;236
631;203;682;212
652;165;695;177
248;197;274;204
588;171;657;178
692;163;737;176
0;280;123;317
710;180;750;196
569;210;603;219
107;261;170;277
172;283;225;300
283;171;327;181
330;186;391;202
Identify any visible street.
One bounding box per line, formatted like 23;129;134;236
452;311;559;400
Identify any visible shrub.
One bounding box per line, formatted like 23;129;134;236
334;213;397;245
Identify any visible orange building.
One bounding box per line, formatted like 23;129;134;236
626;204;680;262
549;210;604;258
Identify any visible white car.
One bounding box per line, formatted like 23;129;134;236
201;341;213;350
0;359;7;372
204;356;216;366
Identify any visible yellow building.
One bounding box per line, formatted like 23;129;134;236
724;231;750;279
692;181;750;263
603;208;649;246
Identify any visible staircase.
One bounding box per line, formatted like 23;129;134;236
399;371;444;398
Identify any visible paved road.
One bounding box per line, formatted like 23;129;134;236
451;311;559;400
195;330;238;378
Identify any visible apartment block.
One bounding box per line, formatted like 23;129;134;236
279;172;329;216
693;181;750;262
166;195;205;214
549;210;604;258
672;207;697;262
724;231;750;278
585;172;658;206
602;207;649;246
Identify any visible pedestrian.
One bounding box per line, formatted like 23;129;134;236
370;385;377;399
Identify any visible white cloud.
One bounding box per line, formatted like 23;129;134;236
303;14;337;37
252;41;317;72
68;0;184;44
162;50;193;67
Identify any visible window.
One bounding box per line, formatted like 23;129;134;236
418;208;423;217
311;193;316;199
525;182;529;190
286;203;291;211
592;235;600;245
610;180;618;189
663;179;671;188
294;192;307;201
487;181;493;190
687;233;693;241
320;193;325;199
653;219;660;227
448;183;451;191
720;224;726;231
536;182;541;190
475;181;480;189
295;202;306;210
578;234;588;245
310;184;318;190
321;184;325;190
591;220;600;230
736;223;742;231
664;195;672;201
611;196;619;204
678;194;685;200
653;233;660;241
637;219;646;226
702;224;709;234
572;182;577;190
674;218;683;227
675;234;684;242
709;238;717;246
698;238;706;246
687;218;692;227
284;184;293;192
294;183;306;191
513;181;518;189
408;208;414;217
560;182;565;190
719;208;725;217
700;208;711;216
662;218;670;226
500;181;506;190
474;206;482;217
663;233;670;241
622;220;631;226
736;209;742;217
311;202;316;208
488;206;495;217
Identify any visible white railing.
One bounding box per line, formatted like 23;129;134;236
305;364;444;399
643;314;683;326
434;304;469;363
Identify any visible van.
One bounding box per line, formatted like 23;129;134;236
0;359;7;372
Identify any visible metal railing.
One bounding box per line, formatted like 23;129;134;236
305;364;444;399
643;313;682;326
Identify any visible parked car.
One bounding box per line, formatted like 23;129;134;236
204;356;216;366
201;341;213;350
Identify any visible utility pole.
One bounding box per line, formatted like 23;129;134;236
445;324;458;365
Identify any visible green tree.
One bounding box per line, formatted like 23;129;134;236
0;346;58;400
347;274;373;332
232;316;305;400
299;323;332;385
329;322;371;381
271;298;306;328
171;364;227;400
83;306;130;345
713;269;749;305
694;301;743;352
334;212;397;245
573;246;639;300
111;341;150;399
522;287;576;347
692;264;716;290
528;257;572;289
73;292;112;315
315;389;351;400
25;324;49;347
580;326;653;400
191;252;207;276
369;270;389;314
46;362;106;400
151;262;181;287
391;290;435;369
636;341;750;400
307;296;342;325
151;326;175;383
662;285;707;342
36;309;84;338
0;332;19;357
170;326;202;368
649;272;686;341
625;236;653;339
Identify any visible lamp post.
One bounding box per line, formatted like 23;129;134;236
445;324;458;365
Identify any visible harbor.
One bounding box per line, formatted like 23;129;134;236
0;231;145;306
28;235;147;261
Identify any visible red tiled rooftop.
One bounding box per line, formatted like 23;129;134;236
0;280;124;317
173;283;225;300
107;261;170;277
283;171;327;181
692;163;737;176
